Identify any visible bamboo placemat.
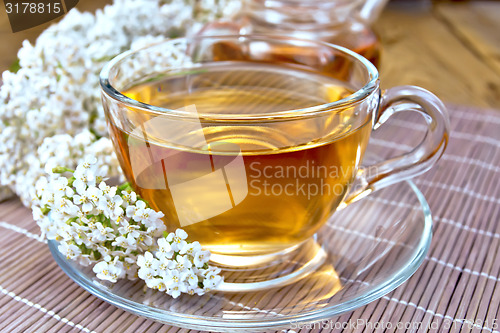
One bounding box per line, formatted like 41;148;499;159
0;103;499;333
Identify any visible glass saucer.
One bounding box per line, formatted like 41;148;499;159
48;180;432;332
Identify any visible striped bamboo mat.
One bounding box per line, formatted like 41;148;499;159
0;103;499;333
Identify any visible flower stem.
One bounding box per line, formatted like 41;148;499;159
52;166;75;174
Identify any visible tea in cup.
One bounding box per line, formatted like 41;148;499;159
100;35;448;274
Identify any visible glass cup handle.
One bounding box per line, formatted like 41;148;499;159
342;85;450;207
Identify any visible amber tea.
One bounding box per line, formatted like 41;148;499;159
102;36;450;288
107;62;372;256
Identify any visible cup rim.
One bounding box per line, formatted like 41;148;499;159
99;34;379;122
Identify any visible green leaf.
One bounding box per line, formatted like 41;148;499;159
9;58;20;73
118;182;132;191
41;206;51;215
67;176;76;187
80;246;91;255
65;217;78;225
93;250;102;261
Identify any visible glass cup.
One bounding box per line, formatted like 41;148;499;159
100;35;449;288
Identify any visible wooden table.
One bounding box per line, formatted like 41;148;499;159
1;1;500;333
1;0;499;109
375;1;500;110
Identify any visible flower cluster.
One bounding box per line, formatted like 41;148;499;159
137;230;222;298
0;0;240;206
33;157;223;297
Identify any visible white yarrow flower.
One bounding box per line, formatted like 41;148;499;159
91;222;114;242
73;168;96;194
121;190;137;204
73;191;94;212
86;186;103;204
181;268;199;287
58;241;81;260
194;250;211;268
157;238;174;260
99;194;124;219
137;251;157;270
167;228;188;252
93;260;124;283
179;241;201;257
1;0;237;296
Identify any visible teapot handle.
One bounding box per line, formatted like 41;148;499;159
359;0;390;25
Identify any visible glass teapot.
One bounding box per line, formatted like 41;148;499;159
200;0;389;67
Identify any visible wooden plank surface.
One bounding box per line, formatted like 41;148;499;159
374;1;500;109
434;2;500;76
0;1;500;109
